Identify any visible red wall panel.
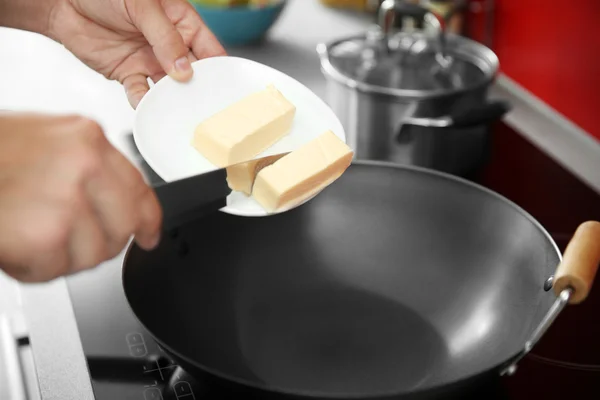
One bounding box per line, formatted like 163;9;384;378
465;0;600;141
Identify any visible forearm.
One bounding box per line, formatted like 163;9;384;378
0;0;56;36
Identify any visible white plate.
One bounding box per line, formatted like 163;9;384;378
133;56;346;217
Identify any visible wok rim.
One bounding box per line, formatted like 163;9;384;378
121;159;562;399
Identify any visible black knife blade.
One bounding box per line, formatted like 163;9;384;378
152;152;289;230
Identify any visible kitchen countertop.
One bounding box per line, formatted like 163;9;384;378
0;1;598;399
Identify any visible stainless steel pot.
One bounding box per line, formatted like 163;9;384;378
317;0;510;176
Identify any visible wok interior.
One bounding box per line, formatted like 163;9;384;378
124;163;560;396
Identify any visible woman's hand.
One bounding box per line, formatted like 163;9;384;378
0;113;162;282
47;0;226;108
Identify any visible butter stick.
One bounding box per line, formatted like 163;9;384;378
192;84;296;167
252;130;353;212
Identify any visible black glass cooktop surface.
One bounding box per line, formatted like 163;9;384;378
65;113;600;399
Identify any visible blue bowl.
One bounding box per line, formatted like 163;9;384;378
190;1;287;47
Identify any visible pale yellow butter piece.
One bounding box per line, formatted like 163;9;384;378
191;84;296;167
252;130;353;213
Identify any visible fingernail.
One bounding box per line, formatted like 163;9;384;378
130;94;143;109
174;56;192;75
126;88;144;109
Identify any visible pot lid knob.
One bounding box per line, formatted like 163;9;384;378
377;0;452;67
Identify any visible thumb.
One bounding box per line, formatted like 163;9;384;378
134;0;192;81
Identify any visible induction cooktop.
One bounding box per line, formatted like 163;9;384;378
65;127;600;400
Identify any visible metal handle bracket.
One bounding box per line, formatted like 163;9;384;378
500;285;572;376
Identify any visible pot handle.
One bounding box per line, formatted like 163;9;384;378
396;100;511;143
553;221;600;304
447;100;511;128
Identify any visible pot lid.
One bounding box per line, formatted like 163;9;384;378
319;28;499;98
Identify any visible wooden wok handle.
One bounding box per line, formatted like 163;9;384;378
553;221;600;304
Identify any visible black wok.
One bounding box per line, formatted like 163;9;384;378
122;161;600;399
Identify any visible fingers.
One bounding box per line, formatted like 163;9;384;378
134;0;192;82
189;18;227;60
0;114;164;284
103;145;163;251
122;0;226;107
85;170;160;258
126;51;196;107
66;118;162;253
123;74;150;109
1;247;70;283
66;124;162;271
0;200;72;283
68;198;109;272
150;71;167;84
